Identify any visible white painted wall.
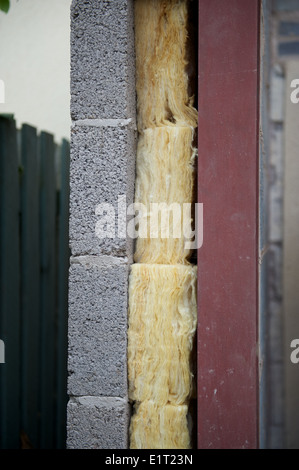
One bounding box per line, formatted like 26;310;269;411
0;0;71;142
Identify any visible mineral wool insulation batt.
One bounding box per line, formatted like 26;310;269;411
128;0;198;449
134;127;197;265
128;264;197;406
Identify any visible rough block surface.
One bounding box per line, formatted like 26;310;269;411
71;0;136;120
67;396;129;449
69;124;136;258
68;258;129;397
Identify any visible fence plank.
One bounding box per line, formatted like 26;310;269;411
39;131;56;449
0;117;21;449
55;139;70;448
20;124;40;448
0;119;69;448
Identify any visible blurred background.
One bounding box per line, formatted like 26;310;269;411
261;0;299;450
0;0;71;449
0;0;299;449
0;0;71;141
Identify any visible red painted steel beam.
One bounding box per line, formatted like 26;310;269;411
197;0;260;449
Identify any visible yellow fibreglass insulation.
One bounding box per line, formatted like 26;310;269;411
128;0;198;449
130;401;190;449
134;127;196;265
134;0;198;131
128;264;197;405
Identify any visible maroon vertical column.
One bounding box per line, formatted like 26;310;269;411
197;0;260;449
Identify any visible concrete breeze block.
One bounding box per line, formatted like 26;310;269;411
71;0;136;120
69;123;136;258
68;259;129;397
67;396;129;449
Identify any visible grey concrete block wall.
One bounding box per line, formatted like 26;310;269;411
68;0;136;449
67;397;130;449
71;0;136;121
68;258;129;397
69;122;136;258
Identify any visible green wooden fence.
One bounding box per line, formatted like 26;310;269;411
0;116;70;449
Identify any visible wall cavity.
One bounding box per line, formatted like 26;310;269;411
128;0;198;449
